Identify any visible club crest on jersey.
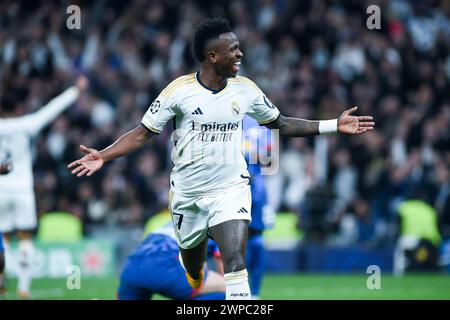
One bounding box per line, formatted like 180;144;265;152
231;101;240;116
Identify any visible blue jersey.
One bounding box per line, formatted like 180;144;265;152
243;116;270;232
118;223;220;300
129;223;180;258
0;232;3;252
130;223;219;258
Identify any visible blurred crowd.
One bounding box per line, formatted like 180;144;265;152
0;0;449;246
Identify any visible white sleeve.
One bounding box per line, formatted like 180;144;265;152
141;93;176;133
22;86;80;136
81;33;100;70
246;89;280;125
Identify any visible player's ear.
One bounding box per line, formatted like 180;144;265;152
207;50;217;63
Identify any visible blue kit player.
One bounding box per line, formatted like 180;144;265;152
242;116;275;299
118;223;225;300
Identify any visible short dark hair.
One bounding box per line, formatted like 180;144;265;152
192;18;232;62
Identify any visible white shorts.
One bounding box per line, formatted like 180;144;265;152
0;191;37;232
169;184;252;249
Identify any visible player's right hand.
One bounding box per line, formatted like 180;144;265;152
67;145;104;177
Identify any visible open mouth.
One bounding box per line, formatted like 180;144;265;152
232;61;241;73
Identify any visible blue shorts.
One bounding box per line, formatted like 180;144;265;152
117;251;208;300
0;232;3;252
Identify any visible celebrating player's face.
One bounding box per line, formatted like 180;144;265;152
210;32;243;78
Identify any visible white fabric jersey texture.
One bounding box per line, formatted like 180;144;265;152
141;72;280;197
0;87;80;192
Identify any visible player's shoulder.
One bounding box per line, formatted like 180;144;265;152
229;75;261;92
0;117;27;133
160;73;196;99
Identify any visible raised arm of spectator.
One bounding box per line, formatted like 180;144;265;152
81;31;100;71
47;32;72;72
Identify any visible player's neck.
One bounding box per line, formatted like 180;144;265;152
198;68;227;91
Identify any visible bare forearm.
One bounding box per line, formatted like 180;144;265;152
266;115;320;137
99;125;153;162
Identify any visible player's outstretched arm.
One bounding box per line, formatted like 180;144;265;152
68;124;154;177
265;106;374;137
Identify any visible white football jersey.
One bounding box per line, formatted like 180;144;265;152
0;87;80;192
141;72;280;196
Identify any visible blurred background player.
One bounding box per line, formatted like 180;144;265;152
118;222;225;300
0;76;88;299
242;116;275;299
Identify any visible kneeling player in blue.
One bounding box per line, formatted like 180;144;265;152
117;223;225;300
243;116;275;299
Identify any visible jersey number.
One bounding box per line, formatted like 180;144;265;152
173;212;184;230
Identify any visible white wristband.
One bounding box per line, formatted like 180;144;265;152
319;119;338;135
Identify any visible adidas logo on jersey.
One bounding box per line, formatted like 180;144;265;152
237;207;248;213
191;107;203;115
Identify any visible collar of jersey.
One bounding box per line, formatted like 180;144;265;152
195;71;228;94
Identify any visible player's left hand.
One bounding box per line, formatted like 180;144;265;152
338;106;375;135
